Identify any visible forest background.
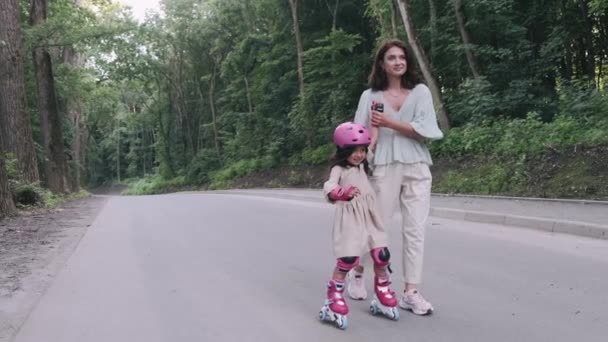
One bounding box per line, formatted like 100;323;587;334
1;0;607;217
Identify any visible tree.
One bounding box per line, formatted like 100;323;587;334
453;0;480;79
396;0;450;130
62;45;86;191
30;0;70;193
288;0;305;96
0;0;40;183
60;0;86;191
0;156;15;218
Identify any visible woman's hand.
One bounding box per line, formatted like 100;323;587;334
371;111;392;128
370;101;424;141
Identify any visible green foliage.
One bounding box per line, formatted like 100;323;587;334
185;149;222;185
123;176;189;195
209;157;277;186
5;156;19;179
11;183;44;207
9;179;89;208
445;77;500;125
7;0;606;202
431;111;608;159
433;162;525;195
289;30;367;147
289;143;335;166
558;80;608;120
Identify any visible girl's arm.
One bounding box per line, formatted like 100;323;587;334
323;166;342;202
323;167;356;202
369;125;378;151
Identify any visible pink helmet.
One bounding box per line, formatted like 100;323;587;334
333;122;371;148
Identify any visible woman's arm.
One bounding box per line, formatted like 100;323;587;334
371;111;424;142
371;85;443;142
353;90;371;127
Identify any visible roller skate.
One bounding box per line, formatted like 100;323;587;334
369;276;399;320
318;279;349;329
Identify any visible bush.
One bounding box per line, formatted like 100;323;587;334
289;143;334;166
208;156;278;187
431;113;608;159
301;144;334;165
123;175;188;195
185;149;221;185
558;80;608;120
12;183;44;206
433;158;528;195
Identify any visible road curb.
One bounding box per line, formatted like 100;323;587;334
211;190;608;240
431;192;608;205
430;207;608;240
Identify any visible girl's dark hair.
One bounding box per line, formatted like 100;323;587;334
329;145;371;176
368;39;423;91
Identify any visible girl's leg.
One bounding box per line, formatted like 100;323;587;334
346;165;400;300
347;164;400;300
369;247;399;319
323;256;360;316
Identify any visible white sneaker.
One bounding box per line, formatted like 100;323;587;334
346;270;367;300
399;289;434;315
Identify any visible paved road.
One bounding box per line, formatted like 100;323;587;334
12;192;608;341
214;188;608;226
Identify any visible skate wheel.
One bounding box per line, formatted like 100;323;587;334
336;315;348;330
369;301;378;315
319;308;328;321
391;307;400;321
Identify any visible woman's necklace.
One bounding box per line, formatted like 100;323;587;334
386;89;402;98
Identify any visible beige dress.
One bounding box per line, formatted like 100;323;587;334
323;164;388;258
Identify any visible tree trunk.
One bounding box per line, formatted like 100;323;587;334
391;0;399;38
396;0;450;130
30;0;69;193
326;0;340;31
62;45;84;191
427;0;437;58
0;155;16;218
156;76;174;178
116;123;121;183
0;120;16;217
0;0;40;183
453;0;480;79
244;76;254;114
208;68;223;166
578;0;596;84
141;129;147;177
288;0;305;96
61;0;85;191
71;104;83;189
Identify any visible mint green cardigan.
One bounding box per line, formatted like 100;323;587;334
353;84;444;166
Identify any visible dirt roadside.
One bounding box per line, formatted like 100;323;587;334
0;195;108;342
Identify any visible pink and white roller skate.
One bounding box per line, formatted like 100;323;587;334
319;279;349;329
369;276;399;320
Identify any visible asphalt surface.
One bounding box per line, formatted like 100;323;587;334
12;191;608;342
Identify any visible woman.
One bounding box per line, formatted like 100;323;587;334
349;39;444;316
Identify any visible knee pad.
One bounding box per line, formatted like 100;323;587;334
336;256;360;273
371;247;390;267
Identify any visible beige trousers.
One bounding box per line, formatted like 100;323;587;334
371;162;432;285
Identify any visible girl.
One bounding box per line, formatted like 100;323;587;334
318;122;399;330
